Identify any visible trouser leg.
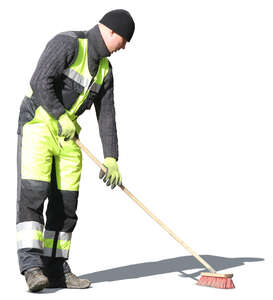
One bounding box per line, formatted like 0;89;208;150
42;140;82;277
16;132;52;274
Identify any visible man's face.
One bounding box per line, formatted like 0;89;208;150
107;31;127;54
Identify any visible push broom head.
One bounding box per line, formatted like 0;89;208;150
197;272;235;289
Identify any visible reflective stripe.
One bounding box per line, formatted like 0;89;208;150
16;221;43;232
69;39;92;82
43;238;54;249
62;38;109;118
17;239;43;249
43;231;72;242
57;239;71;251
43;247;70;258
17;230;43;241
44;230;55;239
26;38;109;124
43;230;55;251
55;248;69;258
43;247;53;257
58;232;72;241
43;230;72;258
63;68;91;88
16;221;44;250
16;224;72;257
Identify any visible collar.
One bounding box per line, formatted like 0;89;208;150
86;25;110;76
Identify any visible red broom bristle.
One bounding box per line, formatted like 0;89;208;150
197;276;235;289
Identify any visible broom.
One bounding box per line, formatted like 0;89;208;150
75;138;235;289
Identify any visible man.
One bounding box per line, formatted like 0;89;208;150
16;9;135;292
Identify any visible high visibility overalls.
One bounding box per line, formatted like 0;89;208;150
16;37;109;274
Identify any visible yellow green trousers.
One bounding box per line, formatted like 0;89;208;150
16;106;82;274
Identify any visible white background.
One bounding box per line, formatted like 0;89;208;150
1;0;272;299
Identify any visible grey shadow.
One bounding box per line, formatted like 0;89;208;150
80;255;263;283
41;255;263;293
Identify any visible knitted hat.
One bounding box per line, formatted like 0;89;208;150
100;9;135;42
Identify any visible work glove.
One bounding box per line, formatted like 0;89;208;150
99;157;122;189
57;112;76;141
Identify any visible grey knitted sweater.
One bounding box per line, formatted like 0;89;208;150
18;25;118;160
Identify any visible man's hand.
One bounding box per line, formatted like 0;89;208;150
99;157;122;189
58;113;76;141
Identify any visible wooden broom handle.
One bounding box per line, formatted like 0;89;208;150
75;138;216;273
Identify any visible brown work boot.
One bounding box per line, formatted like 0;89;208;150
48;272;91;289
24;267;49;292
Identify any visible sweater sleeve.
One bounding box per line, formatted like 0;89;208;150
30;34;77;119
94;63;119;160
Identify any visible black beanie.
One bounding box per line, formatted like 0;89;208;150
100;9;135;42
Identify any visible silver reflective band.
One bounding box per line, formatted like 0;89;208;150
17;239;43;250
44;230;56;239
16;221;44;250
63;68;91;88
55;248;69;259
43;247;53;257
43;230;72;241
16;221;43;232
59;232;72;241
43;231;72;258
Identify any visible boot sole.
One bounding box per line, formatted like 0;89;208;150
48;277;91;289
65;283;91;289
48;282;91;289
